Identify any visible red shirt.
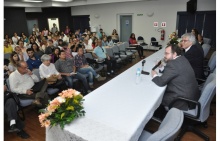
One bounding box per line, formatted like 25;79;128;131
129;38;137;44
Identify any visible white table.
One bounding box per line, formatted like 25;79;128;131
46;47;166;141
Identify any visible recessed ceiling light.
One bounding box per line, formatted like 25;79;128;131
23;0;43;2
52;0;73;2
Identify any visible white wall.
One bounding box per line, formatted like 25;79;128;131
71;0;216;46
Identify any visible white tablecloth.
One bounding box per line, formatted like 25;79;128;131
46;47;166;141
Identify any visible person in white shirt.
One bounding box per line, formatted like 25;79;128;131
12;32;20;45
32;24;40;36
9;61;48;107
83;38;93;52
39;54;68;92
14;46;29;61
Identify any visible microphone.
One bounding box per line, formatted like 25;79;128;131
152;60;162;70
142;60;146;70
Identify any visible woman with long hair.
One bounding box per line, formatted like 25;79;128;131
8;52;20;74
191;28;203;45
129;33;144;59
111;29;119;43
31;43;44;57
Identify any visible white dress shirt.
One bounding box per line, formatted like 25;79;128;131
9;70;39;94
39;63;60;79
84;43;93;50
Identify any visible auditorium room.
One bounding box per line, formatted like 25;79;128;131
3;0;217;140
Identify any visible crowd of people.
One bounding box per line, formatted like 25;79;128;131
4;25;121;139
4;24;209;139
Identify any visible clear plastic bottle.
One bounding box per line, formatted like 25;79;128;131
135;68;141;84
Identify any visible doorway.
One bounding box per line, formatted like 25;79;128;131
120;15;132;42
48;18;60;32
27;19;38;36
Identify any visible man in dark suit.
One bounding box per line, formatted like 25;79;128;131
180;33;205;79
151;44;199;110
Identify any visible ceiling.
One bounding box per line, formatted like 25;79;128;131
4;0;151;7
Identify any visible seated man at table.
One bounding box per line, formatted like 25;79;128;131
55;50;91;94
151;44;199;112
92;39;116;76
179;33;205;79
9;61;48;107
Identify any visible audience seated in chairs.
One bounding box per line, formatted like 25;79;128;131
129;33;144;59
26;48;42;71
54;50;91;94
151;44;200;119
92;39;117;76
39;54;68;92
9;61;49;108
74;47;106;89
4;85;30;139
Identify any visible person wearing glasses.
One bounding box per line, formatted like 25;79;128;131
92;39;117;76
9;61;49;107
151;44;199;118
180;33;205;79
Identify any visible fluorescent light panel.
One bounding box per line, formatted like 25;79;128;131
52;0;73;2
23;0;43;2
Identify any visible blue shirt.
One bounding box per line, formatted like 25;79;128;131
26;55;42;71
93;46;107;59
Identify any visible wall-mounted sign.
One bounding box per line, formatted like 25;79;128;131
161;22;166;27
137;14;143;16
126;20;129;25
153;22;158;27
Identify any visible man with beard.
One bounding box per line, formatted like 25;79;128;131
151;44;199;111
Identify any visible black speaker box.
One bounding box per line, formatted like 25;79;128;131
187;0;197;14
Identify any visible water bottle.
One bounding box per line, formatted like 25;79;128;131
135;68;141;84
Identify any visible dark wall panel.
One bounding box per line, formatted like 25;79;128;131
26;7;72;33
4;7;72;37
4;7;28;37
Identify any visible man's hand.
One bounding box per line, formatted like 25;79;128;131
27;69;33;75
57;74;62;79
107;56;110;60
26;89;33;95
151;70;158;77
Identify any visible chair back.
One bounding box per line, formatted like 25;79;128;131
84;52;94;59
198;73;216;122
124;42;129;48
202;44;211;57
118;43;125;52
112;45;120;54
208;51;216;73
4;53;11;60
6;78;33;107
203;38;211;44
137;36;144;41
32;69;41;80
105;47;114;57
147;108;184;141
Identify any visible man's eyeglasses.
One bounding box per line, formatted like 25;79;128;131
181;40;189;43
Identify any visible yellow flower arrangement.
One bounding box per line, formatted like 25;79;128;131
168;32;179;45
39;89;85;129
